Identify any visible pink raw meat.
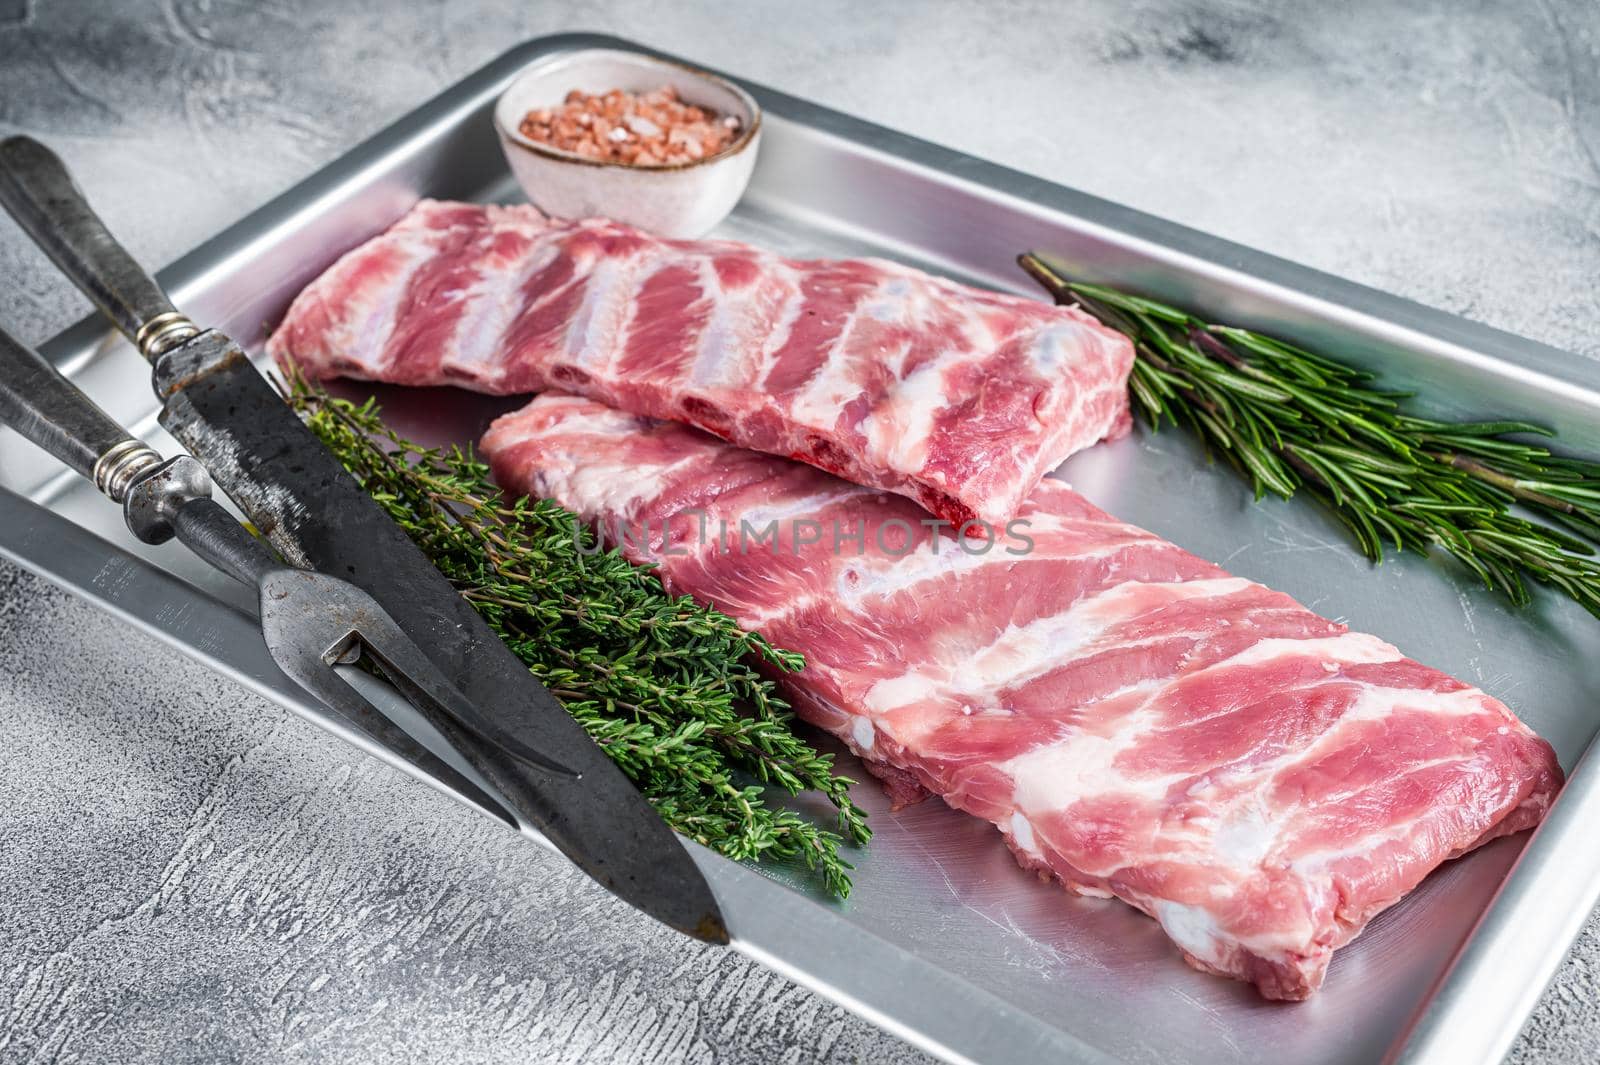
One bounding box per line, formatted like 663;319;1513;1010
267;199;1134;526
479;393;1563;1001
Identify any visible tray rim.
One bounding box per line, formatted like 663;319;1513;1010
5;30;1598;1065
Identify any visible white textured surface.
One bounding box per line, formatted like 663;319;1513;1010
1;1;1598;1061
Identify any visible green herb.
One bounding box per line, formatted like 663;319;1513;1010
1019;252;1600;618
284;371;869;897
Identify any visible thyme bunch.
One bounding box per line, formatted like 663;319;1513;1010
285;374;869;897
1019;252;1600;617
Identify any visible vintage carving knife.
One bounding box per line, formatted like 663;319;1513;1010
0;135;728;945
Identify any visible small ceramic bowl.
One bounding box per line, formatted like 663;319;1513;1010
493;49;762;239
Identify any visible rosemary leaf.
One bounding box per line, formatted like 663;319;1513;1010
1019;252;1600;619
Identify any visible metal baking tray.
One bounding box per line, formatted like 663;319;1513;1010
3;32;1597;1065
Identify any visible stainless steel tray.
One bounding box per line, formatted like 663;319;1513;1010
2;33;1597;1065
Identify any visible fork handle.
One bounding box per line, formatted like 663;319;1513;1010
0;323;268;584
0;137;197;359
0;323;161;500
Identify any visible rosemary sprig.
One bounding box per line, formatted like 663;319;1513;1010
284;373;870;897
1019;252;1600;618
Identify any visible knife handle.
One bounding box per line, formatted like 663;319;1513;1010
0;324;161;501
0;137;198;360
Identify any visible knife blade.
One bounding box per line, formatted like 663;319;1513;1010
0;135;728;945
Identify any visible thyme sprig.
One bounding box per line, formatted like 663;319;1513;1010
285;373;869;897
1019;252;1600;618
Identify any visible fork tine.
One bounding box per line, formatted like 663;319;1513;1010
336;608;581;780
255;560;721;942
268;637;518;827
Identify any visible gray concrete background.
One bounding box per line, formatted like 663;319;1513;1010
2;0;1598;1061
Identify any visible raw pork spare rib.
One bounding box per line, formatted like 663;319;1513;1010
267;199;1135;527
481;394;1563;1001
